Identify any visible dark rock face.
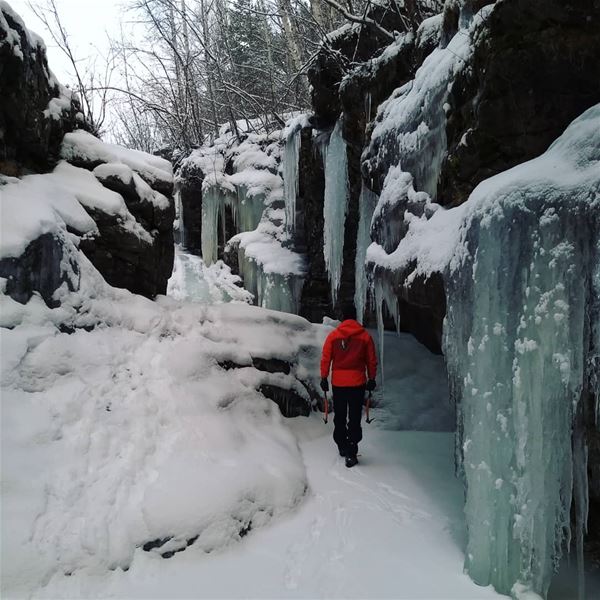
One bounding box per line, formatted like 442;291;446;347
217;354;316;418
298;127;333;322
354;0;600;348
308;0;432;130
306;2;442;327
177;160;203;254
0;5;81;175
93;171;175;297
78;206;172;299
439;0;600;206
0;232;79;308
258;385;310;418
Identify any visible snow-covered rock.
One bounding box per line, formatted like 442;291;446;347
0;246;326;597
61;130;174;197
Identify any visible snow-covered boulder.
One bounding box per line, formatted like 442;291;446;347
0;5;176;302
1;254;323;597
59;132;176;299
62;130;174;197
1;150;175;302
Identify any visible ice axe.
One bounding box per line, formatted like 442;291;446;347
323;392;329;424
365;391;375;424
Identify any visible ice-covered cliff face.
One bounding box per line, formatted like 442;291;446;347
176;121;308;314
444;105;600;599
300;0;600;595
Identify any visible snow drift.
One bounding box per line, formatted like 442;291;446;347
1;250;322;597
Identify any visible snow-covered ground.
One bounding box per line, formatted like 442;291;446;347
1;239;485;599
34;426;503;599
4;243;597;598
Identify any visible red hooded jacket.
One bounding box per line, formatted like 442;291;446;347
320;320;377;387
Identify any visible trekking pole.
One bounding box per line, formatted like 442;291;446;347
365;391;375;424
323;392;329;424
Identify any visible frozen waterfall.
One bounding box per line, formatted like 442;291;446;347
354;183;379;322
283;125;301;233
322;118;349;306
201;183;266;266
201;185;230;266
444;105;600;598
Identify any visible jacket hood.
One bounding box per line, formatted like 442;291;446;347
336;319;365;338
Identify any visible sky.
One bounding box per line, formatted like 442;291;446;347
9;0;127;85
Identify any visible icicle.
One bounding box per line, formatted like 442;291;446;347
283;126;301;233
592;236;600;426
175;188;185;248
322;118;349;306
572;402;588;600
354;183;379;323
364;92;372;128
374;280;385;389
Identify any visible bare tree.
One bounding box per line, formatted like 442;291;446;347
28;0;116;136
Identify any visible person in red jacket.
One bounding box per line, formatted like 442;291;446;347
320;303;377;468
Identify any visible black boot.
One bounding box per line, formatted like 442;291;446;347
345;455;358;468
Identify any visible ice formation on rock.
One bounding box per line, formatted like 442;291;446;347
200;183;234;266
322;118;349;306
354;183;378;323
282;124;301;233
443;105;600;598
365;6;492;199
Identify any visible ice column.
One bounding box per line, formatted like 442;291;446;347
283;126;301;233
354;183;378;322
444;197;599;597
201;186;234;266
237;245;304;314
322;118;349;306
234;186;265;232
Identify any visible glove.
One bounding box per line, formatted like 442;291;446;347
320;378;329;392
366;379;376;392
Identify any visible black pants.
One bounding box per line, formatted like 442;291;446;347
332;385;365;457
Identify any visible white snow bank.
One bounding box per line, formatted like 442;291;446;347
228;168;282;199
232;138;277;172
1;253;322;598
0;167;97;259
30;427;507;600
61;130;173;189
232;227;306;277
